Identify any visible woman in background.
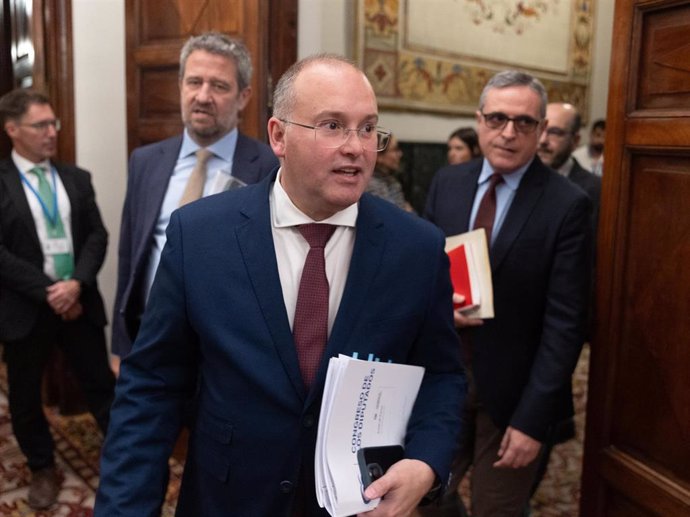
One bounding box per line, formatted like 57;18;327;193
447;127;481;165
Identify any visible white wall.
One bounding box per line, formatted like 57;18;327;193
72;0;127;348
70;0;614;348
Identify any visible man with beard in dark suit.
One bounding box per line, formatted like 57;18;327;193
538;102;601;238
111;33;278;367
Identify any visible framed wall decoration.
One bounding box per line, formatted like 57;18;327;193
355;0;596;118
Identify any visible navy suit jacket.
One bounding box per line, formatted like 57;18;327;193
111;133;278;356
95;173;466;516
0;158;107;342
425;156;591;441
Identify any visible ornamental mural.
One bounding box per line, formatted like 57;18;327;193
356;0;595;117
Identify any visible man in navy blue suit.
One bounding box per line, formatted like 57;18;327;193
422;71;592;517
111;32;278;365
95;54;466;516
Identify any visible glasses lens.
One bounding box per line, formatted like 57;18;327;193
546;127;567;137
514;116;539;133
484;113;508;129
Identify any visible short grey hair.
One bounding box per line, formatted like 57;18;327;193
272;53;359;120
479;70;547;119
179;32;253;91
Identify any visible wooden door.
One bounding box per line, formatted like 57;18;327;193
1;0;74;161
580;1;690;516
126;0;296;153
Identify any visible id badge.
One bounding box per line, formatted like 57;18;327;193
43;237;70;255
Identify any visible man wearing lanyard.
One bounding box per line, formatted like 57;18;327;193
0;88;115;510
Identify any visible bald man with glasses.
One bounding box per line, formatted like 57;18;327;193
96;54;465;517
423;71;593;517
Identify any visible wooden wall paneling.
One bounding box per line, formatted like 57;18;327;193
1;0;13;155
42;0;75;163
581;1;690;516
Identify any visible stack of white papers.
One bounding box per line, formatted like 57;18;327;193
315;355;424;517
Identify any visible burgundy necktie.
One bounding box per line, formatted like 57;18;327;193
293;223;337;387
472;173;504;244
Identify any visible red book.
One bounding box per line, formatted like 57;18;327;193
447;244;474;310
445;229;493;319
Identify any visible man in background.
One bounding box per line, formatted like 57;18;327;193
95;54;465;516
538;102;601;237
111;32;278;364
0;88;114;510
572;118;605;176
423;71;592;517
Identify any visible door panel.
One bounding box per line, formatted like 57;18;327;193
126;0;295;152
580;1;690;516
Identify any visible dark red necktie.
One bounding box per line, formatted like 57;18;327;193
472;173;504;244
293;223;337;387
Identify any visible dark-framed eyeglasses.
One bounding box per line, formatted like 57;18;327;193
279;119;391;152
544;127;573;138
480;111;541;134
21;119;61;132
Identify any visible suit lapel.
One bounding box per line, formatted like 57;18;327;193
133;137;182;263
231;134;261;185
457;162;482;231
491;159;548;271
54;163;79;231
235;176;306;399
0;159;41;249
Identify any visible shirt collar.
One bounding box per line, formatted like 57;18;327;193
12;149;51;175
478;156;533;191
179;127;239;162
271;168;358;228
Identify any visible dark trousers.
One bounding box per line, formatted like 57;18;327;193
420;371;543;517
3;308;115;471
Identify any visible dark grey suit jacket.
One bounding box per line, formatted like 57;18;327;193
0;158;107;342
425;156;592;441
111;133;278;356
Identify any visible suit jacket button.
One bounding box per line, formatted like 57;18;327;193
280;480;294;493
303;414;315;428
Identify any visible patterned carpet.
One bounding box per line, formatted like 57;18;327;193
0;366;181;516
0;347;588;516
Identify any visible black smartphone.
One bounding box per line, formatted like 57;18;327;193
357;445;405;492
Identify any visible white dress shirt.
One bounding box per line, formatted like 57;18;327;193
13;150;74;281
270;168;357;336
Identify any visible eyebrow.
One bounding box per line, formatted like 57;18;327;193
312;110;379;123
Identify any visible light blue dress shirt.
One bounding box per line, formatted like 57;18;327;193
469;158;532;246
145;128;240;299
